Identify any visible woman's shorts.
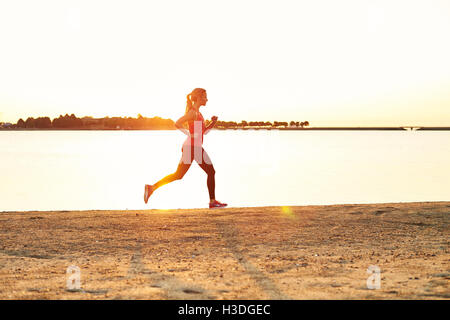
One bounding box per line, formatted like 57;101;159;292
181;144;212;165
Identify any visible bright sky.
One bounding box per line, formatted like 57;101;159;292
1;0;449;126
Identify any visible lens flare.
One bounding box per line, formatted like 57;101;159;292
281;206;295;218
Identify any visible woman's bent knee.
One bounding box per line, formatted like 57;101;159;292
173;171;185;180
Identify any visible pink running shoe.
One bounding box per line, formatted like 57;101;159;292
209;200;228;209
144;184;154;204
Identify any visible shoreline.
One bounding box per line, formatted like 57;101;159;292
1;201;448;299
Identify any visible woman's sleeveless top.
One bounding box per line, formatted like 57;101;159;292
186;110;206;147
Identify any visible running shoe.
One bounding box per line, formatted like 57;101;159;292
144;184;153;204
209;200;228;209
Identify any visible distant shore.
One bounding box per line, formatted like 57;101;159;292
1;201;448;299
1;127;449;131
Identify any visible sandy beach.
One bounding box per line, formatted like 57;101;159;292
0;201;448;300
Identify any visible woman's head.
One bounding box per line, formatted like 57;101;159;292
186;88;207;113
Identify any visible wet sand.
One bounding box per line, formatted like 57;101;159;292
0;201;448;299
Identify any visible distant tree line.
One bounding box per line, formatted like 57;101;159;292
100;114;175;130
10;114;310;130
16;114;84;129
14;114;176;130
211;120;310;129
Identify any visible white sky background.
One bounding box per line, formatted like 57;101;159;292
0;0;449;126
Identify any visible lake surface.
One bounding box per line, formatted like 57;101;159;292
1;130;449;211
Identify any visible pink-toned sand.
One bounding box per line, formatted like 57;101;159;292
0;201;448;299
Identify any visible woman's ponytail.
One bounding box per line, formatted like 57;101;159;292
185;94;193;114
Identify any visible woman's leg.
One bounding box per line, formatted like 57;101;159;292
152;151;192;191
197;148;216;201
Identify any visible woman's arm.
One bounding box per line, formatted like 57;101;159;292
175;109;196;136
204;116;218;135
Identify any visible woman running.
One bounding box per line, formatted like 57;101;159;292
144;88;227;209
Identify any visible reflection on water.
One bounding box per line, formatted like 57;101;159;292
1;130;449;211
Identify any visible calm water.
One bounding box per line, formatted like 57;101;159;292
1;130;449;211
